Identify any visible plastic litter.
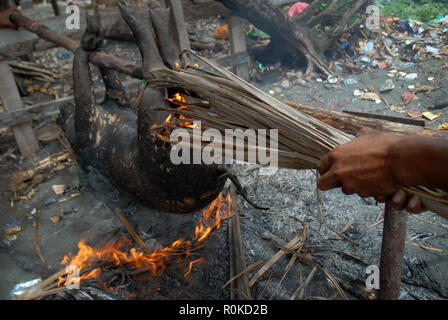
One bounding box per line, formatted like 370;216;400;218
327;75;338;84
353;89;364;97
214;24;229;40
9;278;42;299
422;112;441;121
245;27;270;39
60;52;71;58
288;2;310;18
361;41;374;54
359;56;371;64
401;90;417;105
408;108;422;118
343;78;358;86
438;123;448;130
391;62;414;69
405;73;418;81
380;79;395;93
426;46;440;55
396;20;417;34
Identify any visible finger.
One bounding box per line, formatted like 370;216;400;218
375;195;388;203
389;189;406;210
356;127;377;137
341;186;355;195
406;195;422;214
317;171;341;191
317;152;333;175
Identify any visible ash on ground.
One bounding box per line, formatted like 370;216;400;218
1;2;448;300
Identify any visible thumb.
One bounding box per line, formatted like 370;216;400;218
356;127;379;138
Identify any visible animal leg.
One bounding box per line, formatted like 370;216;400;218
73;10;103;148
99;66;132;109
149;3;181;69
117;0;166;77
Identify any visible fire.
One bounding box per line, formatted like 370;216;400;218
150;93;201;136
170;92;186;104
58;192;233;292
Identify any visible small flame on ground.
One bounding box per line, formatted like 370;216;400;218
58;192;233;292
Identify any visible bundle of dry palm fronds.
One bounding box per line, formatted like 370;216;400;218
146;50;448;219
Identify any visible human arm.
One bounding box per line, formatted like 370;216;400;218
0;8;19;29
317;128;448;213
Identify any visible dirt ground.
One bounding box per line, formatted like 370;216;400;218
0;2;447;300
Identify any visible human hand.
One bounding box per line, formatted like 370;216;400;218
374;189;423;214
0;8;19;30
317;127;423;213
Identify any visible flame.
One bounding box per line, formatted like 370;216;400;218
184;258;204;278
164;113;173;123
150;93;201;133
58;192;233;291
169;92;186;104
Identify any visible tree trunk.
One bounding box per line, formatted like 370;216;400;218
218;0;371;77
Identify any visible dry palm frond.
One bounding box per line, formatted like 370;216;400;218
146;50;448;219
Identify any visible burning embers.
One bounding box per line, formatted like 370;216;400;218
151;92;279;174
54;192;233;297
150;92;201;136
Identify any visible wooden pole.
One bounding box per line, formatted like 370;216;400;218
228;185;251;299
165;0;191;50
228;14;249;81
50;0;60;16
0;61;39;158
379;203;408;300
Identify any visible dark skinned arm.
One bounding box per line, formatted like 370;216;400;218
317;128;448;213
0;8;19;29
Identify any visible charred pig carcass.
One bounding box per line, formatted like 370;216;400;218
61;2;227;213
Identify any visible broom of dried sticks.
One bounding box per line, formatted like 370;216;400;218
147;50;448;219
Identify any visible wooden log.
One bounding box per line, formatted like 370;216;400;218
0;61;39;158
9;11;144;79
1;8;133;60
228;185;251;300
342;110;425;127
282;99;448;139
